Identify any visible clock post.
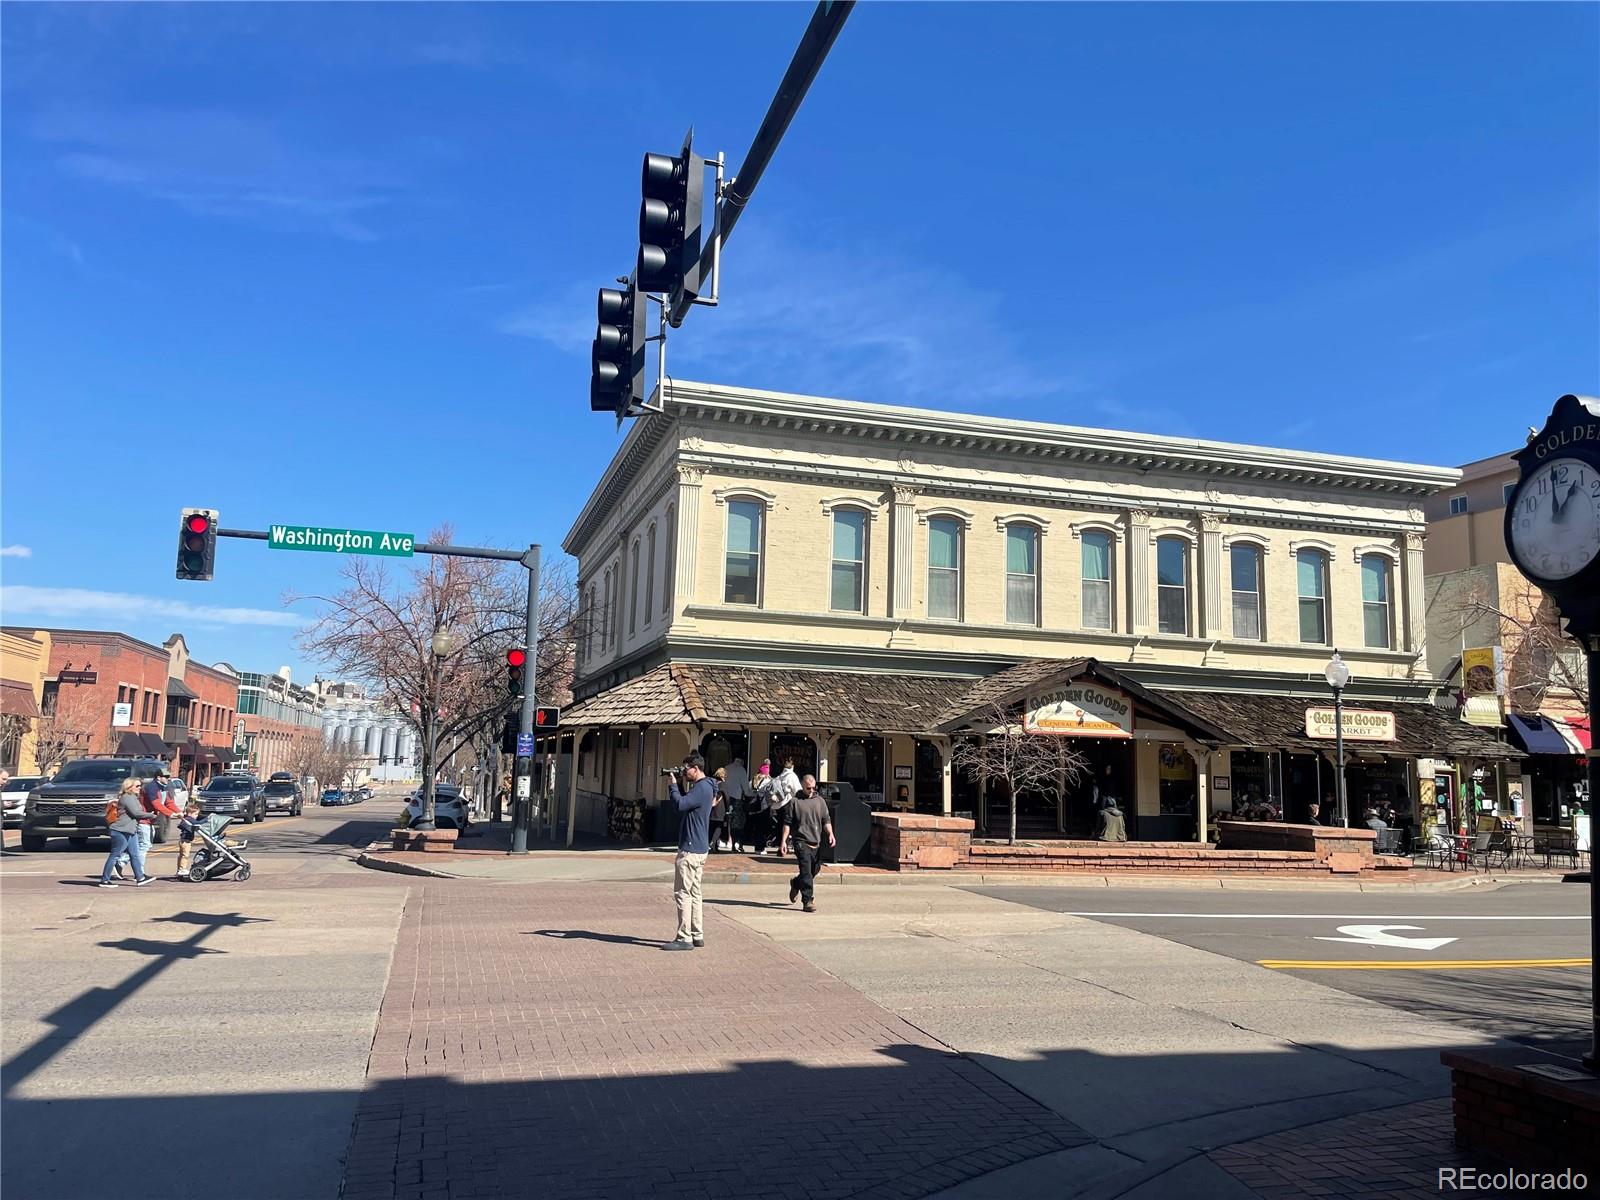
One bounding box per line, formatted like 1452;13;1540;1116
1504;393;1600;1072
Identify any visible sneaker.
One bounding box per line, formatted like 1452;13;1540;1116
114;866;128;881
692;939;705;948
134;876;154;887
97;881;118;889
662;940;695;951
789;881;800;904
802;901;816;913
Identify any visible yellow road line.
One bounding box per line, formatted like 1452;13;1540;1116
1259;958;1591;971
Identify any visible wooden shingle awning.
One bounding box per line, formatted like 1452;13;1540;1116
0;679;41;720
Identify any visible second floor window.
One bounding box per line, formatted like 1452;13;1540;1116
927;517;962;620
1449;495;1468;515
830;509;867;613
1297;549;1329;644
644;525;656;623
1231;543;1263;640
1361;554;1392;648
1005;524;1039;625
1081;530;1112;629
629;541;640;635
1156;537;1189;635
725;500;763;605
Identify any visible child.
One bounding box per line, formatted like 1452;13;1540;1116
175;799;204;879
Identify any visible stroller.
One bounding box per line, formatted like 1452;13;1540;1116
180;813;252;882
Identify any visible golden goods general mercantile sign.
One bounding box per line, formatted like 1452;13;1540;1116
1024;684;1135;738
1304;707;1397;742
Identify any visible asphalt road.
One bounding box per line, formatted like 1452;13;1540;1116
969;883;1593;1046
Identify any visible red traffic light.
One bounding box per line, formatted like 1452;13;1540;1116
506;648;527;668
186;514;211;534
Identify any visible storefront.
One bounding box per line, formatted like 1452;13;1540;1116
1506;713;1590;833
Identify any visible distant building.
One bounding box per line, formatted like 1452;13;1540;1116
215;664;327;778
314;680;417;784
1;629;51;775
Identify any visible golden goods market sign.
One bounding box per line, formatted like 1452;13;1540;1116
1304;707;1396;742
1025;684;1134;738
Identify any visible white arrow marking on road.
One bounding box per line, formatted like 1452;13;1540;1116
1314;924;1458;951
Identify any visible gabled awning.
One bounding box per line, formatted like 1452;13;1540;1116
166;677;198;700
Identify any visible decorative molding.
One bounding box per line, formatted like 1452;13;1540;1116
819;495;882;520
676;465;706;485
994;512;1052;535
1288;537;1337;556
916;505;975;529
1151;526;1199;546
1221;533;1273;555
896;453;918;474
1127;508;1154;525
1069;519;1125;543
1352;542;1401;565
892;484;921;505
1403;532;1425;552
712;485;777;509
1200;512;1224;532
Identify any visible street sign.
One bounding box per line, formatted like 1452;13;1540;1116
516;733;535;756
1304;707;1396;741
111;703;132;727
516;776;531;798
58;670;97;685
268;525;414;557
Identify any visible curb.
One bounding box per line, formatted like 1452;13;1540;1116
354;851;460;880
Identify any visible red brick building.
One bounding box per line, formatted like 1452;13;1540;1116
2;627;240;785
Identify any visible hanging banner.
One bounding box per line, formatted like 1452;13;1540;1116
1461;646;1505;696
1025;683;1134;738
1304;707;1397;741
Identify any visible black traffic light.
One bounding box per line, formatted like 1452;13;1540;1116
637;133;705;299
506;647;526;697
589;283;646;414
176;508;218;581
534;706;560;731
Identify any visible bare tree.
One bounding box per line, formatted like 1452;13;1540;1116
292;527;580;825
32;688;111;773
949;701;1089;845
1456;577;1588;713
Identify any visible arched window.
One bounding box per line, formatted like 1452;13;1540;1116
830;509;868;613
663;505;676;616
1080;530;1113;629
628;540;640;635
1156;536;1189;635
1297;549;1329;644
725;499;763;605
1361;554;1391;648
1230;543;1263;640
927;517;962;620
601;571;613;649
1004;523;1039;625
644;525;657;625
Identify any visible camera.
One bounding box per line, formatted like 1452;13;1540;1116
658;767;681;778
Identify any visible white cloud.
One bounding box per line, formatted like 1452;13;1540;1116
0;586;300;628
0;546;33;558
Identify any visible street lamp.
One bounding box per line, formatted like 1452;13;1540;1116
1324;651;1352;828
416;627;458;831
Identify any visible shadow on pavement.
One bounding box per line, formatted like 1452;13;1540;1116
528;929;666;947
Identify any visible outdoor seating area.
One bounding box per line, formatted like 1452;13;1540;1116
1410;827;1590;873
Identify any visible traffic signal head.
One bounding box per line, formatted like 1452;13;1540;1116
507;647;526;696
534;706;560;730
589;283;646;415
637;134;705;300
176;508;218;581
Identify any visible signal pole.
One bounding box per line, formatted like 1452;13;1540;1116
511;544;542;855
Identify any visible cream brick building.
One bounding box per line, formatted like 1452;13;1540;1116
557;381;1514;845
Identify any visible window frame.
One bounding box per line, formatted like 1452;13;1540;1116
1003;521;1041;626
1449;495;1468;515
1155;535;1191;636
925;516;964;622
663;504;676;617
1229;541;1265;641
628;539;641;636
1295;548;1331;645
1078;527;1116;631
722;498;766;607
1360;552;1393;649
828;506;870;615
644;523;657;626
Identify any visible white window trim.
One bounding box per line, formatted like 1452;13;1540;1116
662;504;676;617
1150;525;1198;546
1357;552;1395;649
1288;537;1338;556
713;486;777;509
924;515;965;622
915;505;975;529
1221;532;1273;555
1228;541;1266;642
1449;495;1468;514
644;522;657;627
722;498;766;608
628;539;641;636
1154;535;1193;636
1076;527;1117;632
1293;547;1332;645
819;495;882;520
1002;521;1042;626
1350;542;1401;565
1069;519;1124;543
993;513;1051;535
826;505;872;615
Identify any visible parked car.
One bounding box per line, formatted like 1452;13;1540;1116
198;774;265;824
320;788;347;806
261;777;303;816
355;785;373;803
403;785;469;831
20;758;171;851
3;775;47;827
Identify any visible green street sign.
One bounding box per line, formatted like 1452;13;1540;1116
268;525;415;557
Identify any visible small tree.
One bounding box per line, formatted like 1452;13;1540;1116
32;688;108;773
949;700;1089;845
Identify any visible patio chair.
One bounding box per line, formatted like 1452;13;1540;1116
1412;831;1449;870
1466;831;1497;871
1541;830;1581;870
1373;828;1401;855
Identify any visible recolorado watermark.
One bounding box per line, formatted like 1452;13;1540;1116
1439;1167;1587;1192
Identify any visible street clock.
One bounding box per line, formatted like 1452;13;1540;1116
1506;394;1600;634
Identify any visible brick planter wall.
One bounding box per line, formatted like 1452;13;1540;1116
390;827;459;853
1217;821;1378;874
871;813;974;870
1443;1048;1600;1175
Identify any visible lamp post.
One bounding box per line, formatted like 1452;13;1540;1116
1324;651;1352;828
418;626;458;831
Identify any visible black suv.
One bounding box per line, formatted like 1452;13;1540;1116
198;774;265;823
20;757;172;851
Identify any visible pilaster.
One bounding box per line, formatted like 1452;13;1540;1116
890;485;920;646
670;466;704;633
1199;513;1228;665
1127;508;1154;660
1402;531;1427;674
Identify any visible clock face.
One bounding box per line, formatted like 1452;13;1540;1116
1509;455;1600;582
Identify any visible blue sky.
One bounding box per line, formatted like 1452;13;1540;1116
3;2;1596;679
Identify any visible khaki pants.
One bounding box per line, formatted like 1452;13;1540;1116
673;850;706;942
176;837;198;875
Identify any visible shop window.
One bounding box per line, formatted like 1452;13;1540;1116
1081;531;1113;629
927;517;962;620
1361;554;1391;649
1004;523;1039;625
1296;549;1329;644
699;730;748;778
768;732;817;781
834;736;884;805
1156;537;1189;635
725;500;763;606
830;509;867;613
1230;544;1263;640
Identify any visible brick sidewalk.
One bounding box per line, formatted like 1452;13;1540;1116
1208;1098;1526;1199
341;882;1089;1200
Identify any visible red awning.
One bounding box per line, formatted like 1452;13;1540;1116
1567;717;1591;752
0;679;42;719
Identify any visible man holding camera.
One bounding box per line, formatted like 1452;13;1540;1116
665;754;715;949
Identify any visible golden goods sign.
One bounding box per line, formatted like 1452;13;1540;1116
1304;707;1396;742
1025;684;1134;738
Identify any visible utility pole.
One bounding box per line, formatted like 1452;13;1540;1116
511;544;542;855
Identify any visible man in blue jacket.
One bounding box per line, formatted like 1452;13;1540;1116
666;753;714;949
